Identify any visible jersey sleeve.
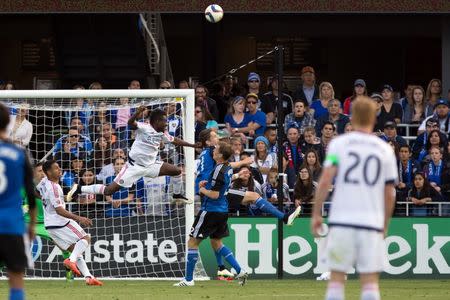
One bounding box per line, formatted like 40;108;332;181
323;139;340;167
162;131;175;143
211;165;227;192
48;183;64;208
384;147;399;185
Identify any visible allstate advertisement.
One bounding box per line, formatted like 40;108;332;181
199;218;450;278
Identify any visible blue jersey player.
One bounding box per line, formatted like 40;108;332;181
175;142;248;287
0;103;37;300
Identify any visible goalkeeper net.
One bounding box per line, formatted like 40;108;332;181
0;89;208;280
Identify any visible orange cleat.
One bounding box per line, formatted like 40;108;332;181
86;276;103;286
63;259;81;276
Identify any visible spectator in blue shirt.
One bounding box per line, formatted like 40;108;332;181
315;99;349;136
225;96;251;135
245;93;266;137
310;81;334;119
53;126;93;170
380;121;407;147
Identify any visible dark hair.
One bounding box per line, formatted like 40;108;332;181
0;103;10;131
195;84;209;96
42;160;57;175
399;145;411;152
411;172;432;196
264;127;276;134
425;129;446;152
35;161;44;168
232;166;255;191
150;109;166;124
199;129;213;148
321;121;336;131
218;141;233;161
293;166;315;203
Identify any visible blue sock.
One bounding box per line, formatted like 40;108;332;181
10;288;24;300
214;250;225;269
185;249;198;281
255;197;285;219
218;245;241;274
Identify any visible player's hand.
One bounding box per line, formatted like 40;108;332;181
194;142;203;149
78;216;93;227
28;224;36;242
311;214;323;237
199;180;208;188
136;105;147;116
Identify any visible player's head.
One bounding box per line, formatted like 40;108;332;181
199;128;218;148
0;102;10;136
42;160;62;180
149;109;167;132
350;96;377;131
34;162;46;183
213;141;233;163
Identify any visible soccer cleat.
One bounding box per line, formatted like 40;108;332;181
85;276;103;286
316;271;331;281
235;270;248;286
67;184;81;202
171;194;194;205
217;268;235;281
286;206;302;226
173;279;195;287
63;259;81;276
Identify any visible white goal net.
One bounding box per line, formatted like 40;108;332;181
0;89;208;280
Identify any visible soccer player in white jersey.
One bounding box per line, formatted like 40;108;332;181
311;96;397;300
68;106;199;201
37;160;102;286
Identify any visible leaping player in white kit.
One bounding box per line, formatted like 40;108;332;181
68;106;199;202
311;96;397;300
37;160;102;285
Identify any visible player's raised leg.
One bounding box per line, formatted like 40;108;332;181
229;189;301;225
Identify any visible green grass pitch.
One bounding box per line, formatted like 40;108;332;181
1;279;449;300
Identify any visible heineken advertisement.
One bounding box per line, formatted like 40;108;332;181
199;218;450;278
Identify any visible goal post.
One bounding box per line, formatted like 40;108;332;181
0;89;206;280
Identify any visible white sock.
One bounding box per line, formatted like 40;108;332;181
361;283;380;300
81;184;105;195
69;239;89;262
325;281;345;300
76;256;92;278
172;175;183;194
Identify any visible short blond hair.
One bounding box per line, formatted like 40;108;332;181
351;96;377;128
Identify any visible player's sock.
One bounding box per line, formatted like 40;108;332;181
254;197;285;220
81;184;105;195
214;249;225;270
69;239;89;262
76;256;93;278
9;288;24;300
62;250;71;260
361;283;380;300
325;281;344;300
185;249;198;282
217;245;241;274
172;175;183;195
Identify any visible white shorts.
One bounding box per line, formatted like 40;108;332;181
47;220;88;250
326;226;386;274
114;161;163;188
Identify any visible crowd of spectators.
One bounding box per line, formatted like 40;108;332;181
1;66;450;217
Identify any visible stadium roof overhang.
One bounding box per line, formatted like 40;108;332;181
1;0;450;14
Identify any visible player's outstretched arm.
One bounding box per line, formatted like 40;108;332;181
311;165;336;237
127;105;147;130
172;137;201;149
55;207;93;227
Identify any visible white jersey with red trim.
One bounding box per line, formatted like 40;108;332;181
128;122;174;168
36;177;70;227
324;131;398;231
